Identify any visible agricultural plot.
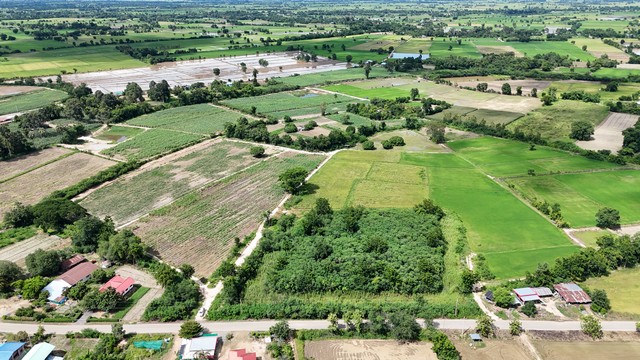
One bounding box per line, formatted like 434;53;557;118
304;340;437;360
452;338;533;360
570;38;630;62
0;147;72;182
132;152;325;276
533;340;640;360
451;79;551;96
464;108;524;125
94;125;144;143
126;104;242;135
508;170;640;228
448;137;619;178
0;152;114;218
429;39;482;58
576;112;638;152
508;100;610;140
221;91;355;119
0;234;68;267
81;139;271;225
100;129;205;161
275;67;391;87
0;88;68;115
550;80;640;102
394;38;432;53
505;41;596;61
572;230;612;247
583;267;640;315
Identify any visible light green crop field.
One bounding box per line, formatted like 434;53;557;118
509;170;640;228
394;38;432;53
94;126;145;143
429;39;482;58
550;81;640;102
572;230;612;248
569;38;628;54
448;137;619;178
0;89;68;115
275;67;393;87
295;136;584;279
592;68;640;79
221;91;355;117
584;268;640;315
0;46;145;78
507;100;610;140
101;129;205;161
505;41;596;61
126;104;242;134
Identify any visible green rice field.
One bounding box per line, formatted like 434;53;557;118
0;88;68;115
126;104;242;134
101;129;205;161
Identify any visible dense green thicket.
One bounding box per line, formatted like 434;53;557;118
347;97;451;120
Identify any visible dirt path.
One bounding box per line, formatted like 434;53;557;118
562;229;588;248
472;293;501;321
195;149;339;320
520;333;543;360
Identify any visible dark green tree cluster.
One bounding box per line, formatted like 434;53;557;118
143;265;202;321
561;91;601;103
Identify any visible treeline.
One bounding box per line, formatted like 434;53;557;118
347;97;451;120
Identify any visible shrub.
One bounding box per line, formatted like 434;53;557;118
581;315;603;339
521;301;537;317
179;320;203;339
362;141;375;150
250;146;265;158
381;140;393;149
303;120;317;131
387;136;405;146
590;289;611;314
283;123;297;133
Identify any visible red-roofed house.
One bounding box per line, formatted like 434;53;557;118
100;275;135;296
229;349;257;360
61;255;86;271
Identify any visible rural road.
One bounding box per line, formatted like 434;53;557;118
1;319;637;335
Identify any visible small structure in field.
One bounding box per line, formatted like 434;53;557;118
554;283;592;304
99;275;135;296
230;349;257;360
0;342;26;360
513;287;541;306
469;334;482;342
484;290;494;302
179;336;219;360
22;342;61;360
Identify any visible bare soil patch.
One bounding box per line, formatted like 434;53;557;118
0;147;71;182
476;45;524;57
0;86;40;96
218;332;269;360
0;297;31;317
591;51;630;62
0;234;69;267
576;112;638;152
0;152;114;218
533;338;640;360
617;63;640;70
447;330;534;360
304;339;437;360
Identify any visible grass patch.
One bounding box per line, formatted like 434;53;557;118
583;267;640;315
95;126;144;143
275;67;392;87
465;108;524;125
101;129;205;161
573;230;613;247
0;89;68;115
113;286;150;319
0;227;37;249
221;91;355;117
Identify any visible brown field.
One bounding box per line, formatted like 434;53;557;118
0;234;69;267
304;340;437;360
131;151;325;276
576;112;638;152
0;152;115;218
591;51;630;62
476;45;523;57
451;336;533;360
0;86;41;96
0;147;72;182
451;79;551;96
534;341;640;360
51;52;347;93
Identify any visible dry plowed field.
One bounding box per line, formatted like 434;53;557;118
304;340;437;360
576;112;638;152
81;139;278;225
0;234;69;267
131;151;325;276
0;147;71;182
0;152;114;218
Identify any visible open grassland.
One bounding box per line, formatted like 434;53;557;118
369;129;444;152
570;38;629;62
452;337;533;360
508;170;640;228
305;340;437;360
533;340;640;360
0;147;72;182
101;129;205;161
507;100;610;140
94;125;144;143
132;152;324;276
126;104;242;135
394;38;432;53
0;89;68;115
507;40;595;61
81;139;269;225
275;67;392;87
429;39;482;58
550;80;640;102
324;77;541;113
295;136;583;279
465;108;524;125
0;46;145;78
221;91;355;118
0;153;114;218
447;137;618;178
572;230;612;247
584;267;640;315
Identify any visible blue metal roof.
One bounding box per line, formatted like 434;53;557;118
390;52;430;59
0;342;25;360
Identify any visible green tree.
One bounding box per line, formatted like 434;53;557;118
364;63;371;79
414;199;446;221
83;288;124;312
581;315;603;339
362;140;375;150
98;230;147;264
26;249;62;277
570;120;595;141
459;270;480;294
531;88;538;97
521;301;537;317
590;289;611;314
69;216;115;253
3;202;34;228
427;121;446;144
153;263;180;288
345;54;353;63
179;264;195;279
19;276;48;299
493;287;514;308
501;83;512;95
66;281;90;300
179;320;203;339
476;83;488;92
390;312;421;343
32;198;87;233
509;319;523;335
0;261;23;293
430;331;460;360
327;313;340;333
278;167;308;194
345;309;364;333
124;82;144;103
213;68;221;76
250;146;265;158
410;88;420;101
283;123;297;133
270;320;291;341
476;315;495;337
112;323;125;342
596;207;620;229
62;98;85;121
516;86;523;96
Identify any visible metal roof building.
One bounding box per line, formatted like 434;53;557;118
22;342;57;360
0;342;26;360
532;287;553;297
513;287;541;305
554;283;592;304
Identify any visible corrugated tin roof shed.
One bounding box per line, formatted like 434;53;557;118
0;342;25;360
532;287;553;297
61;255;86;271
469;334;482;341
22;342;55;360
513;287;541;302
58;262;97;286
554;283;591;304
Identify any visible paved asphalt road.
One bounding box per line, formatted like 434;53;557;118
1;319;637;334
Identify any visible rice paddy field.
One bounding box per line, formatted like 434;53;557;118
294;136;594;279
471;38;595;61
100;129;205;161
126;104;242;135
0;88;68;115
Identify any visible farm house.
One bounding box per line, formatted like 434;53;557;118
513;288;541;306
43;262;98;304
99;275;135;296
554;283;592;304
179;336;220;360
